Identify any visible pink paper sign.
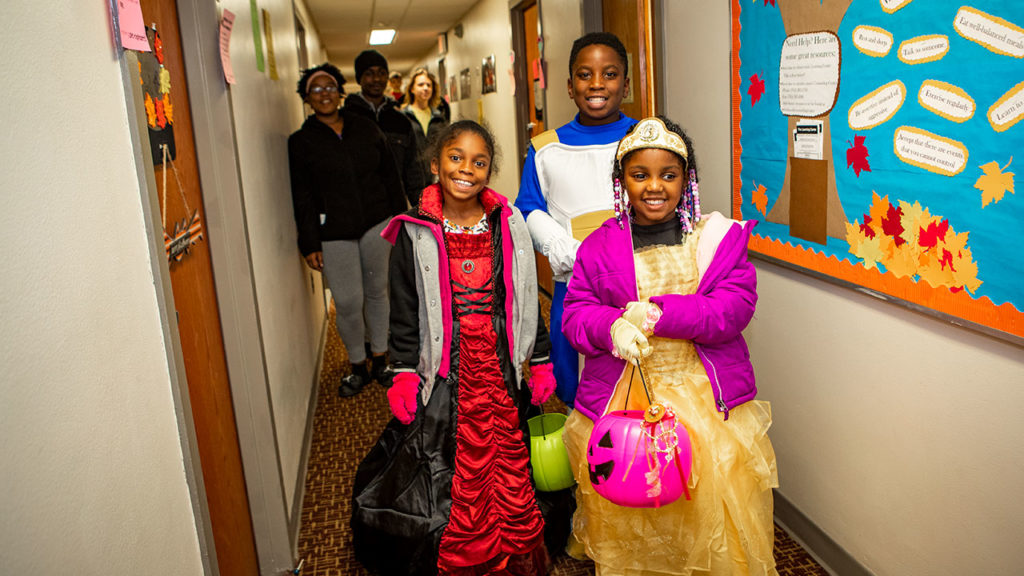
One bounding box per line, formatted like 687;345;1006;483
116;0;151;52
220;9;237;85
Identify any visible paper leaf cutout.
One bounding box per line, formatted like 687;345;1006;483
975;157;1015;208
918;219;949;249
748;74;766;106
159;67;171;95
154;97;167;129
846;135;871;177
764;0;776;6
881;202;905;245
751;182;768;215
162;94;174;125
144;93;157;128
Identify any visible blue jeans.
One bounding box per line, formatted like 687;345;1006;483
550;281;580;407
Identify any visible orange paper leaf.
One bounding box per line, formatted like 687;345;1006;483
751;182;768;215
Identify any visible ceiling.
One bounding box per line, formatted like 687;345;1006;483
304;0;480;82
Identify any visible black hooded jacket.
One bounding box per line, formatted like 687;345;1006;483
345;93;426;207
287;109;407;255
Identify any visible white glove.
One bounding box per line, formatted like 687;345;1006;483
526;211;581;280
621;301;663;337
610;317;652;365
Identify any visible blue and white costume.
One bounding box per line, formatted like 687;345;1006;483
515;112;636;406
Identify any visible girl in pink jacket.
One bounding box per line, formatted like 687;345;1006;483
561;117;779;575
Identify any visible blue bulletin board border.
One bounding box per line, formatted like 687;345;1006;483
730;0;1024;344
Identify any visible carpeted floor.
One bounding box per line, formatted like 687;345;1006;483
297;304;829;576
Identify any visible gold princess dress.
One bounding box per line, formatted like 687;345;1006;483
563;222;779;576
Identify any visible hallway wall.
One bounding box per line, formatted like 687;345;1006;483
0;3;204;574
407;0;583;201
217;0;328;522
661;2;1024;575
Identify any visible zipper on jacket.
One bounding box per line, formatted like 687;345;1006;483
696;345;729;420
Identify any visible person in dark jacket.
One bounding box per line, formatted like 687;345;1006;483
344;49;425;207
400;67;448;185
288;63;407;396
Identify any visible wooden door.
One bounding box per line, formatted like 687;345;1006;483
138;1;260;574
602;0;659;119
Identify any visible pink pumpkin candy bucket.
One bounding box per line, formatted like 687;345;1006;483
586;365;692;508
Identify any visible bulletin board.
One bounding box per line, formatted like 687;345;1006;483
731;0;1024;342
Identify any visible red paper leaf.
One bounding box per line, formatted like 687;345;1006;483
881;202;905;245
940;248;955;271
918;219;949;249
859;215;875;238
846;135;871;177
748;74;766;106
764;0;776;6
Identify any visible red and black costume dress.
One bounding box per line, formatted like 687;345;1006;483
351;185;554;576
438;224;545;575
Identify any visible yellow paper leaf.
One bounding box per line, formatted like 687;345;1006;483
854;235;884;270
883;246;918;279
918;260;954;289
752;182;768;216
975;158;1015;208
950;248;982;294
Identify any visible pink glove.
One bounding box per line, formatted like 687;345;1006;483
528;363;556;406
387;372;419;424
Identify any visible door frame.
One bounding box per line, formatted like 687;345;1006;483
112;0;299;573
174;0;298;572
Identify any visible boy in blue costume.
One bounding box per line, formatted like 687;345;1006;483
515;32;636;406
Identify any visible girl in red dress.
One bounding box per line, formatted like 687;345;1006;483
352;120;557;575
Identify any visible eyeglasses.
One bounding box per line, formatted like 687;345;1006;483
309;85;339;95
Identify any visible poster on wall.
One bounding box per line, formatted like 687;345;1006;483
482;54;497;94
460;68;472;101
732;0;1023;341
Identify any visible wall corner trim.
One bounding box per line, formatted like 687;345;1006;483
774;490;875;576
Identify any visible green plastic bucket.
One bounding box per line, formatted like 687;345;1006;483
528;412;575;492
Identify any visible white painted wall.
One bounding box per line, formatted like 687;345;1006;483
218;0;327;517
661;2;1024;575
407;0;583;201
0;3;203;574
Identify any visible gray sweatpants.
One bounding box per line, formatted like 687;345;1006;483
321;218;391;365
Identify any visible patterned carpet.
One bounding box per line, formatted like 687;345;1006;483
297;303;829;576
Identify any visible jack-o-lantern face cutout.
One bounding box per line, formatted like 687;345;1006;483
588;430;616;485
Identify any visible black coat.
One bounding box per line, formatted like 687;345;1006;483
345;93;426;207
400;106;448;183
287;110;407;255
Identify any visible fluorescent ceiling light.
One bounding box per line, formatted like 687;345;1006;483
369;29;396;45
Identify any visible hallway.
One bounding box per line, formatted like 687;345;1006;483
295;305;830;575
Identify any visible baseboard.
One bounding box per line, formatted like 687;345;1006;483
774;490;874;576
289;307;330;553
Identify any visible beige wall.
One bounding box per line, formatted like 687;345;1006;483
408;0;584;200
0;3;204;574
218;0;327;517
662;2;1024;575
537;1;584;131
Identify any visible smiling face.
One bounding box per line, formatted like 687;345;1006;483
411;72;433;107
432;131;492;206
568;44;629;126
359;65;389;100
305;74;341;117
622;148;686;226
